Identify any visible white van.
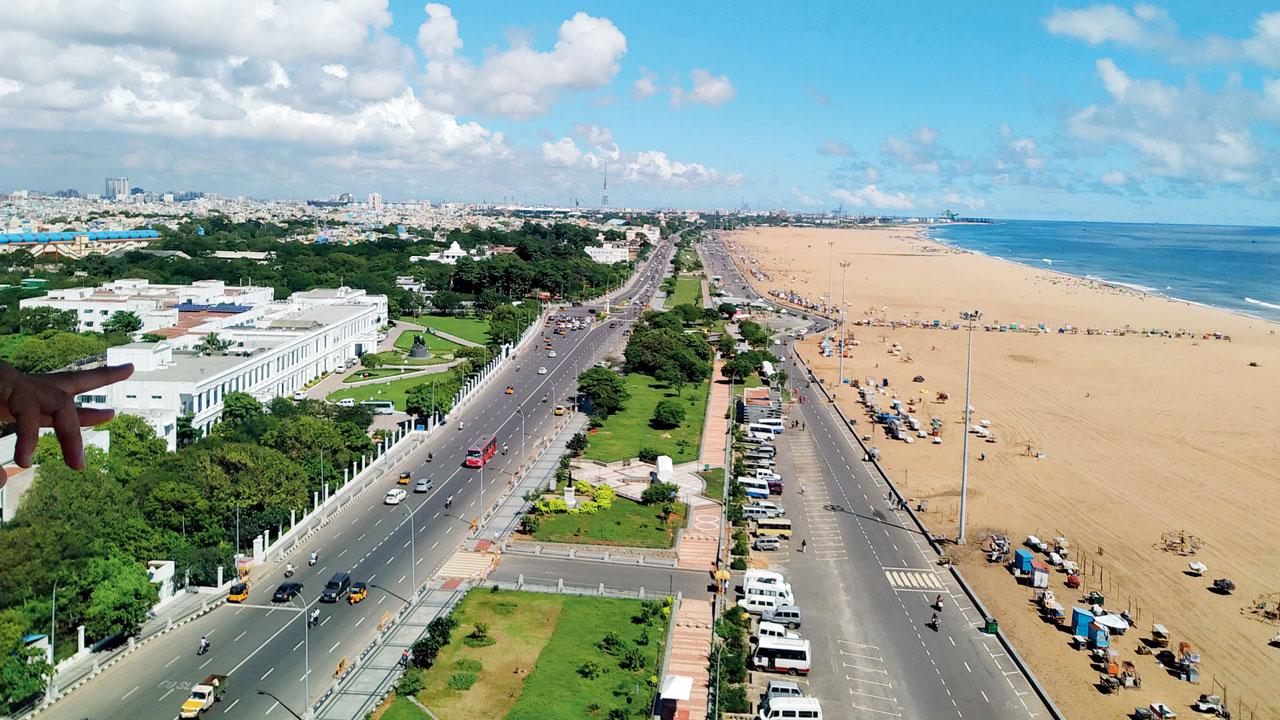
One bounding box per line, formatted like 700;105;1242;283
751;636;812;676
737;594;783;614
755;468;781;482
336;398;356;407
744;505;779;521
755;621;800;642
744;580;794;606
757;696;821;719
744;570;787;586
748;422;783;436
748;500;785;517
736;477;770;499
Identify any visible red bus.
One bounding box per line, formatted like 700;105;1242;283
465;434;497;468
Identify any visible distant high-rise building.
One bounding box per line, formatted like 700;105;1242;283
601;167;609;208
105;176;130;199
367;192;383;210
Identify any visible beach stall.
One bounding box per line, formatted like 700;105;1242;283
1013;549;1035;577
1031;559;1051;588
1095;613;1130;636
1088;620;1112;649
1071;607;1095;638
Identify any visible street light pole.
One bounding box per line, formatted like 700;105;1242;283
257;690;304;720
401;503;417;596
836;261;850;389
291;599;312;720
826;240;835;308
958;309;982;545
516;406;526;466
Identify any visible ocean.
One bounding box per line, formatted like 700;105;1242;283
927;220;1280;324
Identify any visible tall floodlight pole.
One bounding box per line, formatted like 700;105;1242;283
826;240;836;308
400;503;417;596
516;406;526;465
957;309;982;545
836;261;851;389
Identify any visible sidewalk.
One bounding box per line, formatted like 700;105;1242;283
668;598;713;720
698;361;730;472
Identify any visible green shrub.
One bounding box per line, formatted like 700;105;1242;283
650;399;686;429
447;672;478;690
570;500;600;515
396;667;425;696
578;660;603;679
518;514;540;534
599;631;624;654
619;647;646;670
719;683;750;713
593;483;615;508
574;479;593;495
637;447;659;463
640;482;678;505
454;658;483;673
730;557;747;570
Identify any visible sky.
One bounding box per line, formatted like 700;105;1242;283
3;2;1280;224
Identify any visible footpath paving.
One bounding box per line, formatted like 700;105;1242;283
669;598;714;720
698;360;730;471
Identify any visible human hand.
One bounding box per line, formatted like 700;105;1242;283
0;362;134;470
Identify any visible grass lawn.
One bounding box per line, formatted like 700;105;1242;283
398;314;491;345
415;590;667;720
393;327;463;354
415;590;564;720
326;372;446;410
343;367;415;383
530;495;687;549
505;593;667;720
666;275;702;307
583;373;710;464
375;697;429;720
698;467;725;501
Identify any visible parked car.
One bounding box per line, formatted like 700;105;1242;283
762;605;803;629
272;582;303;603
384;488;407;505
753;536;781;551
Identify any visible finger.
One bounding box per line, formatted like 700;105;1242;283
76;407;117;427
52;402;86;471
13;409;42;468
44;364;134;396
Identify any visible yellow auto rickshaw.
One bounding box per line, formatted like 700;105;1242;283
227;582;249;603
348;582;368;605
398;471;411;485
505;385;514;395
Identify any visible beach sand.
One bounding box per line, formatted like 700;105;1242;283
726;226;1280;719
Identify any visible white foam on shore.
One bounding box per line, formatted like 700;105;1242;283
1040;258;1053;265
1245;296;1280;311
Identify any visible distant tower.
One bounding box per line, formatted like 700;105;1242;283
601;167;609;208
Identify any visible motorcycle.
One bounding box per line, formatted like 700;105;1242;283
427;452;433;462
284;563;295;578
308;552;318;567
197;639;210;656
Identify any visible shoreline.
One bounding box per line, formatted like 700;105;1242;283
921;223;1280;327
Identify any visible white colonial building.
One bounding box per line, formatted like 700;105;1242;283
73;286;387;449
20;279;273;334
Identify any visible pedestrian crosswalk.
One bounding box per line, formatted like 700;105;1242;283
883;569;944;591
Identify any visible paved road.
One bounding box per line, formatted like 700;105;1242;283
700;231;1051;719
490;555;712;598
42;241;676;720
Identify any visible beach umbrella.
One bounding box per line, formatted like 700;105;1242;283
1095;614;1130;631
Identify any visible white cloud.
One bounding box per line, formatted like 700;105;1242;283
882;125;945;174
418;5;627;119
624;150;742;186
573;123;613;147
942;190;986;210
632;68;658;99
997;124;1047;171
1044;4;1168;46
1045;4;1280;68
829;185;915;211
1100;169;1130;185
1067;59;1265;185
1243;12;1280;68
791;187;820;206
322;64;349;79
669;69;736;108
541;137;583;167
818;139;854;157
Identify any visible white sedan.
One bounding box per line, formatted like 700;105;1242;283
384;489;408;505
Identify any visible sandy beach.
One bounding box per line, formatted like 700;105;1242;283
726;226;1280;719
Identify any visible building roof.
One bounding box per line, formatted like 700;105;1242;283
0;230;160;244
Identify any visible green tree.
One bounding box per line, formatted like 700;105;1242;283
429;290;464;315
716;335;736;358
487;304;523;346
405;381;450;419
261;416;350;479
15;306;77;334
176;415;202;448
641;482;678;505
195;332;232;355
103;311;143;335
102;414;167;483
738;320;770;348
80;552;158;639
651;399;686;429
140;332;167;343
218;392;263;430
360;353;382;370
566;432;589;456
721;355;755;382
717;302;737;319
577;367;629;416
654;362;686;396
0;608;49;712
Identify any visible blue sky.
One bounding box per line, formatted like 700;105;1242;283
2;2;1280;223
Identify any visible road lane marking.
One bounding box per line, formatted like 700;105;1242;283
265;700;279;716
293;639;304;651
260;667;274;681
329;640;341;653
224;698;240;714
399;575;407;584
338;548;348;557
358;533;366;542
386;555;395;565
321;615;331;626
164;654;180;668
200;658;212;669
234;630;247;641
403;540;411;548
122;686;139;701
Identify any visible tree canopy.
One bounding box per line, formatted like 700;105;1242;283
577;367;630;417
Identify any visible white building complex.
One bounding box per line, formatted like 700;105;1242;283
20;279;274;333
52;282;387;449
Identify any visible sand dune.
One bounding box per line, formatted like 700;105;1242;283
727;226;1280;719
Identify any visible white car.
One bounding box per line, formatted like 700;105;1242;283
548;350;557;358
384;489;407;505
538;366;547;375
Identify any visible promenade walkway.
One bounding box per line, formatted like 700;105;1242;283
669;598;713;720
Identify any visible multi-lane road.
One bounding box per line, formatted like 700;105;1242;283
42;242;675;720
702;231;1055;719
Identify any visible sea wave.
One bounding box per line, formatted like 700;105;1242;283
1244;296;1280;311
1040;258;1053;265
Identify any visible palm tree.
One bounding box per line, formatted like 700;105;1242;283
196;333;232;355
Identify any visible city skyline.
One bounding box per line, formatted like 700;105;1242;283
3;2;1280;223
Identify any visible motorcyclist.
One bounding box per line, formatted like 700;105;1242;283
445;494;453;509
309;551;318;566
199;636;210;654
310;608;320;626
285;562;294;577
427;452;433;462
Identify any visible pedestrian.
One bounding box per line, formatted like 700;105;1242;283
800;484;806;496
800;539;807;553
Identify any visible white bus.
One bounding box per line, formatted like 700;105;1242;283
757;697;823;720
360;400;396;415
748;419;784;435
736;477;770;499
752;636;812;675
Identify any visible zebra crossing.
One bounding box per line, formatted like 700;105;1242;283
788;434;848;561
882;567;945;592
